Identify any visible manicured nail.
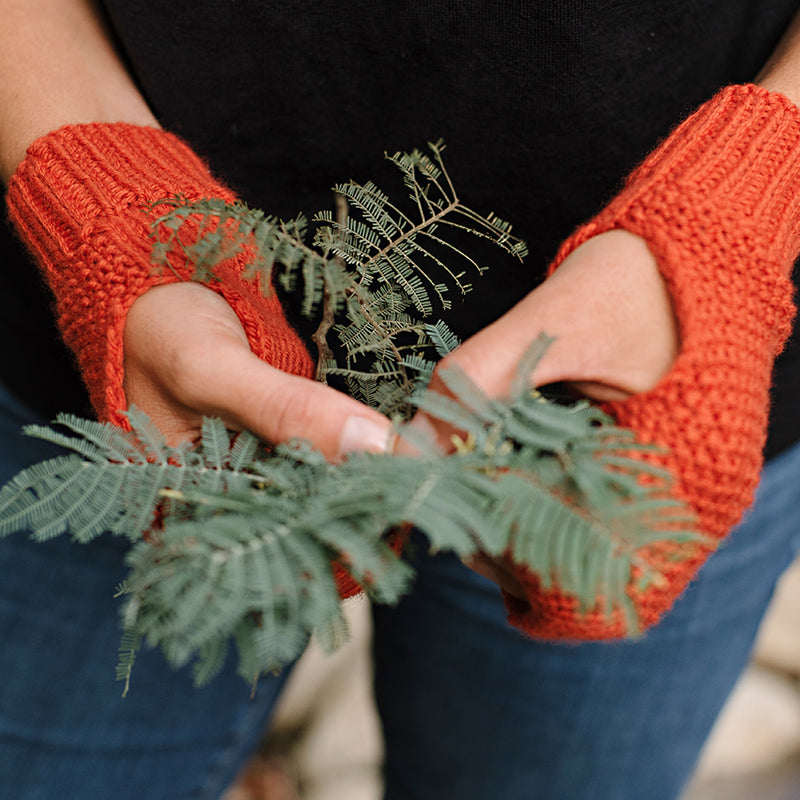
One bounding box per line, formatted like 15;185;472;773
338;416;392;458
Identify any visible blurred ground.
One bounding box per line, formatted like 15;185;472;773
224;561;800;800
223;597;382;800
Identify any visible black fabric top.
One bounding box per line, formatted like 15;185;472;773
2;1;799;459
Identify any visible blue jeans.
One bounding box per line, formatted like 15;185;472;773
0;381;292;799
2;378;800;799
374;435;800;798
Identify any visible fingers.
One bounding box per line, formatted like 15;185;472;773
123;282;393;459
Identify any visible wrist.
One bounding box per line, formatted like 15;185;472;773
0;0;158;184
756;10;800;108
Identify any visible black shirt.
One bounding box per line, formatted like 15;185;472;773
3;0;799;458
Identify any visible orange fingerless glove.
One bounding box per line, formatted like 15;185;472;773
6;123;313;426
506;84;800;639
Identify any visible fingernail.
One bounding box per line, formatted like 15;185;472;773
338;416;392;458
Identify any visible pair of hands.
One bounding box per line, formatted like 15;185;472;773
123;228;679;598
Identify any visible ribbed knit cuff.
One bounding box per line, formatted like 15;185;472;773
619;84;800;268
7;123;313;425
506;84;800;639
553;84;799;353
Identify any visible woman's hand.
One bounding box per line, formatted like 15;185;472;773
428;229;678;407
408;229;680;597
123;282;394;460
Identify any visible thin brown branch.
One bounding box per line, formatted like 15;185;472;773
312;194;350;383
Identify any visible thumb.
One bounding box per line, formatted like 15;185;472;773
123;282;393;460
214;356;394;462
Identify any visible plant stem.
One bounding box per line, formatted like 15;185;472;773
312;193;349;383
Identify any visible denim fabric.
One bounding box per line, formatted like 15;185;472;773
373;439;800;800
3;375;800;800
0;382;290;800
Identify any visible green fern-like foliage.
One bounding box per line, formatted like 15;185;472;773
151;140;526;417
0;142;706;691
0;369;701;691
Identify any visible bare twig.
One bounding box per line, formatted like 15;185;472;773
312;193;349;382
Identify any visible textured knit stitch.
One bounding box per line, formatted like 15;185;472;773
6;123;314;426
505;84;800;639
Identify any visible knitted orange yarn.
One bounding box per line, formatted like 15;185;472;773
6;123;314;427
3;124;385;598
505;84;800;639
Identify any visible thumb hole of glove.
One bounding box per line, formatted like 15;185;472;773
123;281;393;460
